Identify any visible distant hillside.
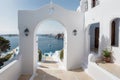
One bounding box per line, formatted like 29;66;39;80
0;34;19;36
55;33;64;39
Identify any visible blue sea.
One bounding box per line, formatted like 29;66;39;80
2;35;63;54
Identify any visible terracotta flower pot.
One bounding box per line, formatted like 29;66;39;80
103;57;111;63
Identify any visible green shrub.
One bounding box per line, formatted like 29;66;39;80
60;49;64;60
0;53;13;62
4;53;13;61
0;58;6;62
103;49;111;57
0;36;11;56
0;53;13;67
38;49;42;61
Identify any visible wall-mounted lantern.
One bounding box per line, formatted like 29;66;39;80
73;29;77;36
24;28;29;36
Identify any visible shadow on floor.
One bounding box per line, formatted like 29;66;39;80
18;74;32;80
34;69;60;80
39;65;49;68
69;68;84;72
42;60;57;63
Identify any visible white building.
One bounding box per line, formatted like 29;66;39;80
0;0;120;80
79;0;120;80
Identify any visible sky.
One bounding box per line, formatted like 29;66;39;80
0;0;80;34
37;20;65;35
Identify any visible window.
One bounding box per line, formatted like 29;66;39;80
92;0;96;7
111;19;120;47
92;0;99;8
111;21;115;46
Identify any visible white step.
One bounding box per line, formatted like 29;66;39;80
86;62;120;80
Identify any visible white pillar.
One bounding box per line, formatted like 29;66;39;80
20;31;37;75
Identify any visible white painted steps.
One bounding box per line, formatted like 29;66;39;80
97;63;120;79
86;62;120;80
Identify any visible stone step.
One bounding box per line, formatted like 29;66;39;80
34;68;93;80
97;63;120;79
87;62;120;80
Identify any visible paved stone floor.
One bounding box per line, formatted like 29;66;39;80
19;57;93;80
34;57;93;80
98;63;120;78
18;74;31;80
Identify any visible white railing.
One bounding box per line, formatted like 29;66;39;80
52;50;65;70
0;47;19;69
0;52;22;80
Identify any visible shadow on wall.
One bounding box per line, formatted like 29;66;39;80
99;35;110;55
99;35;117;62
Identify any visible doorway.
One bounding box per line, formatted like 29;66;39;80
89;23;100;53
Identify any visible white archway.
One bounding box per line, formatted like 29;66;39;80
18;4;85;75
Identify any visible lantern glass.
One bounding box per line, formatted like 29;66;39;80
73;29;77;36
24;28;29;36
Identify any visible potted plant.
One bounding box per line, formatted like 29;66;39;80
38;49;42;61
60;49;64;61
102;49;112;62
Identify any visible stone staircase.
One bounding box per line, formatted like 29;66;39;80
86;54;120;80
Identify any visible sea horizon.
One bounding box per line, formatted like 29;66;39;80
1;35;63;54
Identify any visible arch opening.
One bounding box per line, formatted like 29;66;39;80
34;19;67;69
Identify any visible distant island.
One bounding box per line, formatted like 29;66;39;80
55;33;64;39
0;34;19;36
0;33;64;39
37;33;64;39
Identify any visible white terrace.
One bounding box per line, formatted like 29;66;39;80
1;0;120;80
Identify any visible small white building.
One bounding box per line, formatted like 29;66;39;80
0;0;120;80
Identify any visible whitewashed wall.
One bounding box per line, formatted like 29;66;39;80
83;0;120;65
18;4;85;74
0;57;21;80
